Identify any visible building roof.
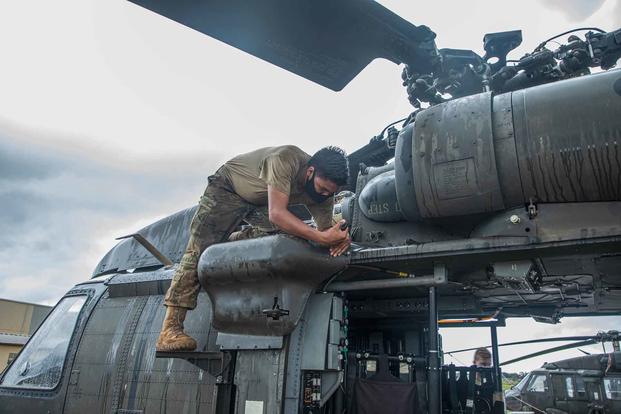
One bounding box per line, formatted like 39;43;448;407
0;298;52;308
0;333;29;346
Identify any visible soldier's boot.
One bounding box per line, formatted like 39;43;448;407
155;306;197;352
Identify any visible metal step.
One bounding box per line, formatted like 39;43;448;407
155;350;231;380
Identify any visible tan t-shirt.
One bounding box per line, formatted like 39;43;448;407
219;145;334;230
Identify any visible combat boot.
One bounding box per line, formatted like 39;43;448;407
156;306;197;352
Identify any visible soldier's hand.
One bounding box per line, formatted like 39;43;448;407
329;237;351;257
320;220;350;246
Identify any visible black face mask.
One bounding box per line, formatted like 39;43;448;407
305;171;332;204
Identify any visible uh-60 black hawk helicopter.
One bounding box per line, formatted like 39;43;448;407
1;1;620;413
448;331;621;413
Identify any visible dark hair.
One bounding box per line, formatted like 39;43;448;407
308;146;349;187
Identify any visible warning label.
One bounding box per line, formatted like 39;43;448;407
433;158;478;199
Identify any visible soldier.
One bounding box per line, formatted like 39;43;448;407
156;145;351;352
473;347;492;368
473;347;493;386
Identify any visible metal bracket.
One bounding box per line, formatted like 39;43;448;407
527;198;538;219
216;332;284;350
262;296;290;320
386;126;399;149
433;263;448;284
116;233;173;267
366;231;384;243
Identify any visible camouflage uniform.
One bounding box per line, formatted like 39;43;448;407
228;225;274;241
164;145;334;310
164;171;254;309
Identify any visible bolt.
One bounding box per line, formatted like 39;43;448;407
510;215;521;224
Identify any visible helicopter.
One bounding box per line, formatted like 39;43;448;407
504;352;621;414
447;331;621;413
1;1;620;414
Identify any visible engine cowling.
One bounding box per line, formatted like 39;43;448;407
391;68;621;221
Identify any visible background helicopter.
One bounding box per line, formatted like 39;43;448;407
503;351;621;414
448;331;621;413
1;1;621;414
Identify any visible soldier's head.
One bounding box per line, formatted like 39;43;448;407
305;146;349;203
473;348;492;367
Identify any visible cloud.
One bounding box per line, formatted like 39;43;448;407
0;142;63;181
0;121;224;305
614;0;621;25
541;0;606;21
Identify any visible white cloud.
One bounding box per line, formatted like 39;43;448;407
0;123;222;304
541;0;608;21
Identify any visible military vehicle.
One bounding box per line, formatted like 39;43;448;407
1;1;620;413
448;331;621;413
504;351;621;414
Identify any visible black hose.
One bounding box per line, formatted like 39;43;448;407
378;117;408;138
535;27;606;51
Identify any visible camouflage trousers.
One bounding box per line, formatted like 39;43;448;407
164;172;255;309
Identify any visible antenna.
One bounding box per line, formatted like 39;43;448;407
116;233;173;267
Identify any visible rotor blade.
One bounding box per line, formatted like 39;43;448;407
127;0;438;91
577;348;591;355
500;339;598;366
446;336;596;354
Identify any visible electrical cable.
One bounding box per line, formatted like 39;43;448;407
445;352;467;366
319;267;347;292
348;264;414;278
535;27;605;51
378;117;408;138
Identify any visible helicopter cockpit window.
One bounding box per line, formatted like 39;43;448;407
0;296;86;390
574;376;586;398
513;373;530;392
526;374;548;393
604;378;621;400
565;376;575;398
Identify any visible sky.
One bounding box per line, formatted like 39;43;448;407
0;0;619;373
